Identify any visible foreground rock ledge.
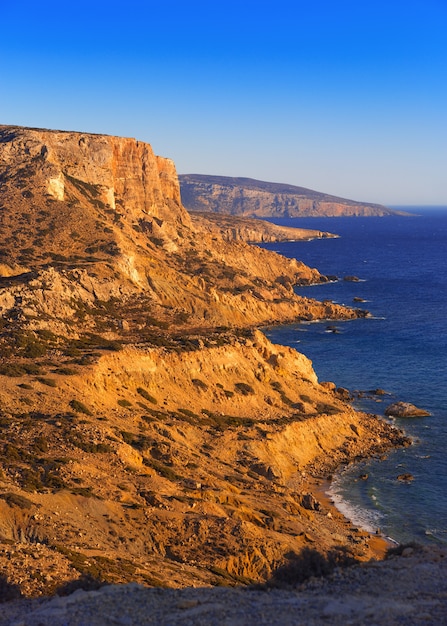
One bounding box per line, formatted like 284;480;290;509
2;546;446;626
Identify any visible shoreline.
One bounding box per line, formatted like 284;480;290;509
304;475;393;561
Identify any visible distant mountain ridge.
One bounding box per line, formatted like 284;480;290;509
179;174;403;217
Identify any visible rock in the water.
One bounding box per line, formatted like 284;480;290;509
344;275;360;282
385;402;430;417
397;473;414;482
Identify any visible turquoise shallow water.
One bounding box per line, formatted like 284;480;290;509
262;208;447;545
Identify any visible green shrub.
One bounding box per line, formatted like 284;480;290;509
37;377;57;388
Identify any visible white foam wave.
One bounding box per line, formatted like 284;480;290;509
328;482;383;534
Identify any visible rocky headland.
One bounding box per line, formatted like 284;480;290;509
179;174;408;218
0;126;415;609
189;211;338;243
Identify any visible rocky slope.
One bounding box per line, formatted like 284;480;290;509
179;174;404;217
190;211;338;242
0;125;409;598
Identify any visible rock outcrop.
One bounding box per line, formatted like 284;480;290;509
179;174;406;218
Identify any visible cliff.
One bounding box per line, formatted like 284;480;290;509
179;174;404;217
0;125;408;597
0;126;364;334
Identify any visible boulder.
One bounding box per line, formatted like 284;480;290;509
336;387;352;401
299;493;321;511
385;402;430;418
344;275;360;282
397;473;414;482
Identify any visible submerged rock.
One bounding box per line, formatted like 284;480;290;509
385;402;430;418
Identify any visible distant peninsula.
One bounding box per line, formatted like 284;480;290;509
179;174;406;218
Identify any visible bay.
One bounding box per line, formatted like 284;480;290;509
261;208;447;546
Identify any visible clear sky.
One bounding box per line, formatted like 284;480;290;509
1;0;446;205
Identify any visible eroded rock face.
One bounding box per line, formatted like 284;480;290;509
0;125;368;332
180;174;401;218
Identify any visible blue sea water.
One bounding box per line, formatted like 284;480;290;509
261;208;447;546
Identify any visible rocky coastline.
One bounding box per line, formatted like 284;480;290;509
0;126;432;620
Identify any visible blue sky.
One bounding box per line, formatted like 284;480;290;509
1;0;446;205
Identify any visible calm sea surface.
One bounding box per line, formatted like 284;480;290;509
261;208;447;546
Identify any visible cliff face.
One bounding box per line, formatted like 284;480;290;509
179;174;402;217
0;126;184;219
0;125;408;596
0;125;366;334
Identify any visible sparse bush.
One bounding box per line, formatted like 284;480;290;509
316;402;339;415
235;382;255;396
0;363;41;377
0;492;35;510
53;367;77;376
143;458;180;481
68;432;112;454
136;387;157;404
192;378;208;391
177;407;199;418
69;400;92;416
117;399;132;408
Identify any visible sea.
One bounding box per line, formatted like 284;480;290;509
260;207;447;547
